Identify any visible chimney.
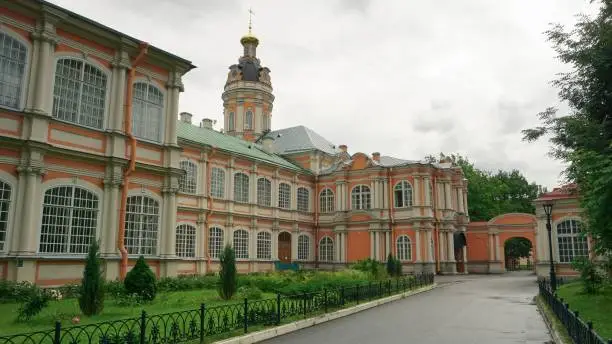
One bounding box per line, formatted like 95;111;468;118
339;144;347;153
372;152;380;162
201;118;213;129
179;112;192;124
262;136;274;153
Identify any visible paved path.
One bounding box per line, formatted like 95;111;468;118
262;272;551;344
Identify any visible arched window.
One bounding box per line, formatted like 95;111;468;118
351;185;371;210
245;109;253;130
297;187;310;212
39;186;99;254
396;235;412;261
257;178;271;207
256;231;271;259
132;82;163;142
233;229;249;259
0;32;27;110
210;167;225;198
228;112;235;131
557;220;589;263
297;234;310;260
0;180;10;251
209;227;224;258
52;58;108;129
319;188;334;213
179;160;197;194
234;173;249;203
261;115;269;131
319;237;334;262
176;224;196;258
394;181;413;208
125;195;159;255
278;182;291;209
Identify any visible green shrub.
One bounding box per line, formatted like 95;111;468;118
572;257;605;294
0;280;40;303
17;289;50;321
113;293;146;307
57;284;80;299
79;241;104;316
157;274;218;292
218;244;237;300
394;259;403;276
351;258;387;280
237;285;263;300
106;280;126;298
124;256;157;301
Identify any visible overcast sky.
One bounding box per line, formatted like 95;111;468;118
51;0;597;188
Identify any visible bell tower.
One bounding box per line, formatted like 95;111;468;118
222;10;274;142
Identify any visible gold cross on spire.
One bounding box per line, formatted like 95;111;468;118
248;7;254;34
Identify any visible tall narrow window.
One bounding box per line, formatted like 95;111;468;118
210;167;225;198
351;185;371;210
0;32;27;110
297;234;310;260
278;183;291;209
234;173;250;203
228;112;235;131
319;237;334;262
52;58;107;129
257;177;271;207
209;227;224;258
132;82;163;142
233;229;249;259
176;224;196;258
557;220;588;263
245;109;253;130
39;186;99;254
125;195;159;256
297;187;310;212
257;231;272;259
394;181;413;208
179;160;197;194
396;235;412;261
319;188;334;213
0;180;10;251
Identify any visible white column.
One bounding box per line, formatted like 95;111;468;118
463;191;469;215
413;176;421;206
15;168;44;255
445;182;452;209
162;189;178;257
438;232;445;261
101;181;120;256
424;177;431;206
415;230;421;262
447;231;454;262
458;188;465;213
29;28;57;115
335;233;340;262
385;232;390;258
228;167;234;202
426;230;433;261
370;232;375;259
109;52;129;131
271;229;278;260
340;233;346;263
291;231;298;261
382;179;388;208
489;234;495;261
495;234;501;261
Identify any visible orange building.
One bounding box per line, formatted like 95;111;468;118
0;0;469;285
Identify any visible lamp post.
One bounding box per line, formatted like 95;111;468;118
543;203;556;292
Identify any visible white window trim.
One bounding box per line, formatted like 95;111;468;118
50;53;112;131
0;171;17;253
0;27;32;112
178;160;198;194
175;222;197;259
319;188;334;213
208;225;225;260
233;172;250;204
130;78;167;144
351;184;371;210
297;233;312;261
256;229;273;260
553;217;589;263
396;235;412;261
278;182;291;209
297;186;310;212
257;177;272;207
232;228;250;260
393;180;414;208
124;189;162;257
318;236;334;262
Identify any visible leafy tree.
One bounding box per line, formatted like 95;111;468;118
522;1;612;253
504;237;532;260
386;253;396;276
79;241;104;316
218;244;237;300
124;256;157;301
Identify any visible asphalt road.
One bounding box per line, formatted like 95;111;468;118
262;272;551;344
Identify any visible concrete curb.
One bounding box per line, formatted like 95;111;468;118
214;284;437;344
535;296;567;344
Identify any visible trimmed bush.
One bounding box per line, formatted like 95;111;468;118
218;244;237;300
79;241;104;315
124;256;157;301
237;285;263;300
17;289;50;322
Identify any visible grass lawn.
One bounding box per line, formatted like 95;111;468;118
556;281;612;340
0;289;275;336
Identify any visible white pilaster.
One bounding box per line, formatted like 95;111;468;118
385;232;390;258
415;230;421;262
413;176;421;206
28;25;57;116
15;167;44;255
438;232;445;261
161;188;178;257
426;230;433;262
447;231;454;262
424;177;431;206
370;232;375;259
445;182;452;209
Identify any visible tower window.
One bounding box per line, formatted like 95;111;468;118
228;112;235;131
245;109;253;130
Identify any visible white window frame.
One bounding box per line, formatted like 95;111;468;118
396;235;412;261
0;177;14;252
0;29;30;111
278;182;291;209
297;187;310;212
394;181;413;208
210;167;225;198
209;226;224;259
257;177;272;207
556;219;589;263
51;55;110;130
319;236;334;262
228;111;235;131
131;80;165;143
245;108;253;130
233;172;250;203
233;229;249;259
124;194;160;256
256;231;272;259
319;188;334;213
176;223;196;258
351;185;371;210
297;234;310;261
179;160;197;194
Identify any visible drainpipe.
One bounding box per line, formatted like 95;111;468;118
205;147;217;268
118;42;149;280
387;168;395;257
432;173;440;274
314;175;319;268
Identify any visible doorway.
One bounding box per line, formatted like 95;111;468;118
278;232;292;263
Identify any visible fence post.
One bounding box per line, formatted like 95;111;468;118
54;321;61;344
243;298;248;334
324;289;328;313
388;280;391;296
368;282;372;300
379;281;382;298
303;293;307;317
276;294;281;325
139;310;146;344
340;286;345;306
356;285;360;304
199;304;205;344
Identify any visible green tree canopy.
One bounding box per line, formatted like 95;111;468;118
522;1;612;253
504;237;533;260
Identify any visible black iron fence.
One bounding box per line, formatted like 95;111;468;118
538;280;610;344
1;273;434;344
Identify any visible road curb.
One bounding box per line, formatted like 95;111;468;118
535;295;567;344
214;284;437;344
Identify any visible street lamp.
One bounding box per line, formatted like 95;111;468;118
543;202;556;292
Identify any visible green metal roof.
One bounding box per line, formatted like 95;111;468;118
177;121;310;173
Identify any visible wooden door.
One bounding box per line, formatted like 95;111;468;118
278;232;291;262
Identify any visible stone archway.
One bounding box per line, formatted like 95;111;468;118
503;237;534;271
278;232;292;263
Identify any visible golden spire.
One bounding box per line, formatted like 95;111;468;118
241;7;259;46
248;7;254;34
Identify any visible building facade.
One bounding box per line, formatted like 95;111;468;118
0;0;469;285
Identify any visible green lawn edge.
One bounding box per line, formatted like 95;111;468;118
555;282;612;340
536;295;572;344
